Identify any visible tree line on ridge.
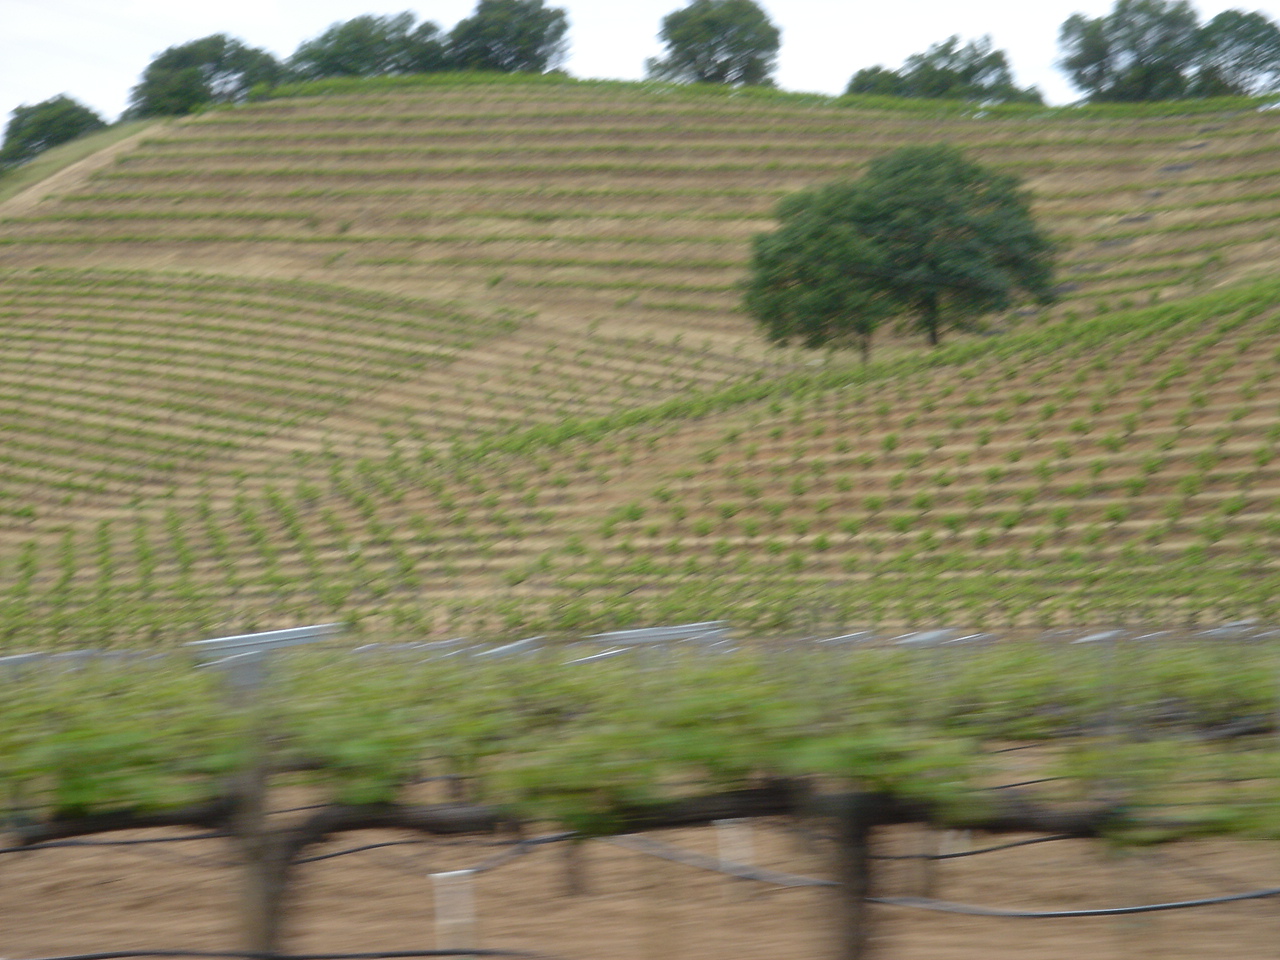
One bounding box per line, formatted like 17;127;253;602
7;1;1280;174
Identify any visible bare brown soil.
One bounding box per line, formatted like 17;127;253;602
4;822;1278;959
0;127;166;218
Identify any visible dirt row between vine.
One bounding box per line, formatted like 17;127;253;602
4;823;1277;959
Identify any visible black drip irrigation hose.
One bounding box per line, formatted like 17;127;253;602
1;832;564;865
17;821;1280;920
0;822;1080;877
297;832;574;868
0;834;230;855
447;831;577;874
606;830;1078;879
296;840;431;865
869;885;1280;917
988;777;1064;790
468;842;531;874
11;824;1280;923
10;952;558;960
870;834;1077;861
986;743;1047;754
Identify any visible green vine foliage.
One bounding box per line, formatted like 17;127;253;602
4;663;237;817
3;640;1280;841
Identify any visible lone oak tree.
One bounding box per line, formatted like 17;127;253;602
745;145;1054;359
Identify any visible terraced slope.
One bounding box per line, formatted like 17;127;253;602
6;78;1280;333
2;76;1280;644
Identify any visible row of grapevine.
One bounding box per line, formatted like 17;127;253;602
0;277;1278;642
5;76;1280;334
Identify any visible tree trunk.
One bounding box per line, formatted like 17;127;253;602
920;294;941;347
833;795;875;960
232;725;290;958
239;834;294;957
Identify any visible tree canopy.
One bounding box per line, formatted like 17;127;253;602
288;12;448;80
646;0;780;86
1191;9;1280;96
126;35;281;118
1058;0;1280;101
847;36;1042;104
448;0;570;73
745;145;1055;359
1;96;105;168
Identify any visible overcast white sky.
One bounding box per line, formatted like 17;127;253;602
6;0;1280;123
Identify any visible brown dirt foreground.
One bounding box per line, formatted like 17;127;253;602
3;822;1279;960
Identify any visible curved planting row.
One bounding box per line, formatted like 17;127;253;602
0;278;1278;643
0;268;514;526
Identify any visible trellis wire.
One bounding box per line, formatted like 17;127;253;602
869;886;1280;917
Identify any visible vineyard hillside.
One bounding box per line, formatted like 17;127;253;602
2;75;1280;642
